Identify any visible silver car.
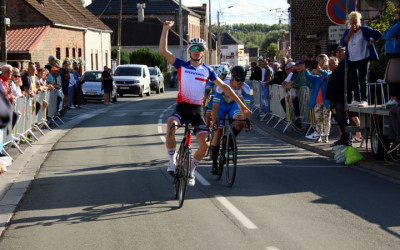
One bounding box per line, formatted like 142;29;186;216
149;66;164;94
82;70;117;102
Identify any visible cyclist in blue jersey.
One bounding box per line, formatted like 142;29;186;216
159;21;251;186
210;66;251;175
204;65;230;127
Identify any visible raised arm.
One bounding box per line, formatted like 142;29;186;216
212;78;251;116
159;21;176;65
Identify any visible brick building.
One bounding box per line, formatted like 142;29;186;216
287;0;400;60
5;0;112;71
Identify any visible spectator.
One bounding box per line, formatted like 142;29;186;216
326;45;352;146
328;57;338;72
261;60;273;84
282;62;296;88
1;65;15;105
101;66;113;105
341;11;381;107
249;62;262;81
60;61;70;109
47;67;63;115
281;57;288;70
305;63;331;143
45;56;58;72
34;62;41;72
383;4;400;107
0;84;11;129
11;62;21;71
72;62;84;108
10;68;23;98
311;54;329;75
281;61;310;128
70;65;83;108
269;62;287;85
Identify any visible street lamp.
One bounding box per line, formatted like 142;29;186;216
217;6;233;64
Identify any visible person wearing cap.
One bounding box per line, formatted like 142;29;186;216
47;66;63;114
45;56;58;72
159;20;251;186
341;11;381;108
282;62;296;88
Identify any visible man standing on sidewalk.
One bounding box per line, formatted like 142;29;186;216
101;66;113;105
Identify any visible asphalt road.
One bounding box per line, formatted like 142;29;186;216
0;90;400;250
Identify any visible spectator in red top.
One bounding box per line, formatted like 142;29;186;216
0;65;15;105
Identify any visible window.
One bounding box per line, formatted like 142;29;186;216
56;47;61;59
95;53;99;70
105;51;108;67
66;48;69;58
72;48;76;58
91;52;94;70
78;48;82;58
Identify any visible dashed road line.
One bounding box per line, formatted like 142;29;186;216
194;171;211;186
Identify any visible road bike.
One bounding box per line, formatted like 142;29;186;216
214;117;250;187
170;121;193;208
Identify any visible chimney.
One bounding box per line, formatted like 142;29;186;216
137;3;146;22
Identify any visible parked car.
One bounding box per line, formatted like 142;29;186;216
81;70;117;102
149;66;164;94
113;64;151;97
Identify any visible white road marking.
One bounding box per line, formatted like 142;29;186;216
266;247;280;250
194;171;211;186
140;112;156;116
158;119;163;124
160;136;166;143
158;126;163;134
215;195;258;229
110;113;127;117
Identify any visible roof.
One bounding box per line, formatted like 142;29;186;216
100;18;188;46
23;0;111;31
221;32;243;45
7;25;50;53
87;0;199;18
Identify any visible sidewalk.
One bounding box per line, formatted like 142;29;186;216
251;111;400;181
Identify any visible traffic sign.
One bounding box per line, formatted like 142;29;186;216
326;0;357;25
329;25;347;40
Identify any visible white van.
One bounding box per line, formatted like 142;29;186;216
113;64;151;97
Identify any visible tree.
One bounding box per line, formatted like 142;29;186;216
111;47;130;64
369;1;397;81
267;43;278;58
130;48;165;70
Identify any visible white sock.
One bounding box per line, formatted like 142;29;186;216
191;158;200;174
167;148;176;164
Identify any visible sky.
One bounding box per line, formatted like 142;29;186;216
182;0;290;25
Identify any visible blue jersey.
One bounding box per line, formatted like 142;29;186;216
214;78;251;107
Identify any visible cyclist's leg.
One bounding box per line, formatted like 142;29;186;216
230;102;244;136
205;97;213;127
210;103;226;173
166;108;183;172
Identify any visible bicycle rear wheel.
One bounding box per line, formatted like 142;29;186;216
216;136;226;181
178;147;191;208
225;132;237;187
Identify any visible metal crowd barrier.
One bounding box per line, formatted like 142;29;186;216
250;82;314;134
0;90;63;160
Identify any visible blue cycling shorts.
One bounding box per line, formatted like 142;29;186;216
217;102;241;127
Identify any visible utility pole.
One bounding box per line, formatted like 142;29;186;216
179;0;183;59
117;0;122;65
0;0;6;63
208;0;212;64
217;11;221;64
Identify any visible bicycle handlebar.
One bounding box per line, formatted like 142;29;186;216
169;122;195;137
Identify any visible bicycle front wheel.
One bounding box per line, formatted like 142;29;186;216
178;147;191;208
225;132;237;187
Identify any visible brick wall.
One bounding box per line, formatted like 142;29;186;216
7;0;47;25
31;28;84;70
289;0;335;60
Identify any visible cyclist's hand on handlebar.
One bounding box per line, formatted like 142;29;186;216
245;119;252;132
212;122;219;130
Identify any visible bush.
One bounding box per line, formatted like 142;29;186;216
130;48;165;69
111;48;130;64
163;72;171;86
369;1;397;81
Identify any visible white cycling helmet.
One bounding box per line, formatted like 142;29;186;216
216;65;230;78
188;38;207;50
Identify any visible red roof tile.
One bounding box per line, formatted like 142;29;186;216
7;25;50;53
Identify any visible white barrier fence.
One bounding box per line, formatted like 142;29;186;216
1;90;64;160
250;81;314;134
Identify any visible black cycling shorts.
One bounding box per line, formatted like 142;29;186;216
169;102;208;136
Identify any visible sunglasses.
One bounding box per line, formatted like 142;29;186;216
190;46;205;52
13;74;21;78
233;76;245;82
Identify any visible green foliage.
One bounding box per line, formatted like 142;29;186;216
369;1;397;81
267;43;278;58
163;72;171;86
111;47;130;64
130;48;165;70
261;29;288;51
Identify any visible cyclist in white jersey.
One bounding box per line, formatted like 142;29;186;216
160;21;251;186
